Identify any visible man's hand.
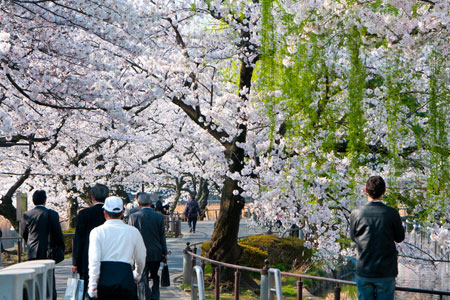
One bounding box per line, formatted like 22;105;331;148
71;266;77;273
88;287;97;298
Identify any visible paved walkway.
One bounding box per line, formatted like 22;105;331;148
55;259;189;299
56;219;264;299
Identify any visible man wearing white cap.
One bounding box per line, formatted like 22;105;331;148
88;196;146;300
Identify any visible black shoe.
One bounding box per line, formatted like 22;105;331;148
189;228;192;232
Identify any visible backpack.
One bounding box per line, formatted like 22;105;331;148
188;202;199;216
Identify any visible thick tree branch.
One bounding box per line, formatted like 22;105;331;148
70;138;108;166
143;144;174;164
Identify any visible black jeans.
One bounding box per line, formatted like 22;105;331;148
188;217;197;232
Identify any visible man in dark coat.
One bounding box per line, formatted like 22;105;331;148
350;176;405;300
21;190;65;300
72;183;109;299
129;193;168;300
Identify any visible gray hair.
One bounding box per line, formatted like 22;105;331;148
137;192;152;205
91;183;109;202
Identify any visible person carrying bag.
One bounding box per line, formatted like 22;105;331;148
64;272;84;300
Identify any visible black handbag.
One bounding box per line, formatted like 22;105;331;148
46;210;65;264
161;262;170;287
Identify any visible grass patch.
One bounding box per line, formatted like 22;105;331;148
204;288;258;300
1;250;27;266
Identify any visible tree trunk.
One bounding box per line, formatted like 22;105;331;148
169;177;185;215
206;45;254;280
197;179;209;220
113;184;130;204
207;176;245;280
67;196;79;229
0;168;31;231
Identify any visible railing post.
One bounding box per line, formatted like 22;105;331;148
214;266;220;300
192;246;197;269
183;242;192;285
296;279;303;300
17;238;21;263
234;270;240;300
201;259;206;274
334;284;341;300
260;259;270;300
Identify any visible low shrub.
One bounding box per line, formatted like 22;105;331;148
200;241;268;269
240;235;312;270
200;235;312;272
239;244;268;268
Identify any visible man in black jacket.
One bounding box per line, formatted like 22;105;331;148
155;196;167;215
129;192;168;300
72;183;109;299
350;176;405;300
21;190;65;300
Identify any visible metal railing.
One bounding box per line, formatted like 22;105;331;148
0;232;75;265
182;242;450;300
0;236;24;264
163;215;182;237
191;266;206;300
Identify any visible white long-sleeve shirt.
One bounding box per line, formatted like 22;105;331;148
88;219;146;297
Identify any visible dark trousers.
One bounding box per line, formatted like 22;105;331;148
80;271;89;300
188;217;197;232
138;261;161;300
97;261;137;300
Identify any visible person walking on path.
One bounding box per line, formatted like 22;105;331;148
72;183;109;299
184;194;200;233
21;190;65;300
129;193;168;300
88;196;146;300
350;176;405;300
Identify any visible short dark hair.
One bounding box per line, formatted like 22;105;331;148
32;190;47;205
105;210;122;219
366;176;386;199
91;184;109;203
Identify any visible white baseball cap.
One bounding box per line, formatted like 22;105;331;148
103;196;124;213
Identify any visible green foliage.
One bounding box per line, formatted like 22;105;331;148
302;266;329;296
240;235;312;270
425;51;450;217
239;243;269;268
346;26;367;163
63;228;75;254
201;235;312;270
201;240;268;269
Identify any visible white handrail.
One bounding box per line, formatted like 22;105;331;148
268;268;282;300
191;265;206;300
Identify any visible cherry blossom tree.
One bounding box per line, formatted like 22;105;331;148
1;0;449;273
